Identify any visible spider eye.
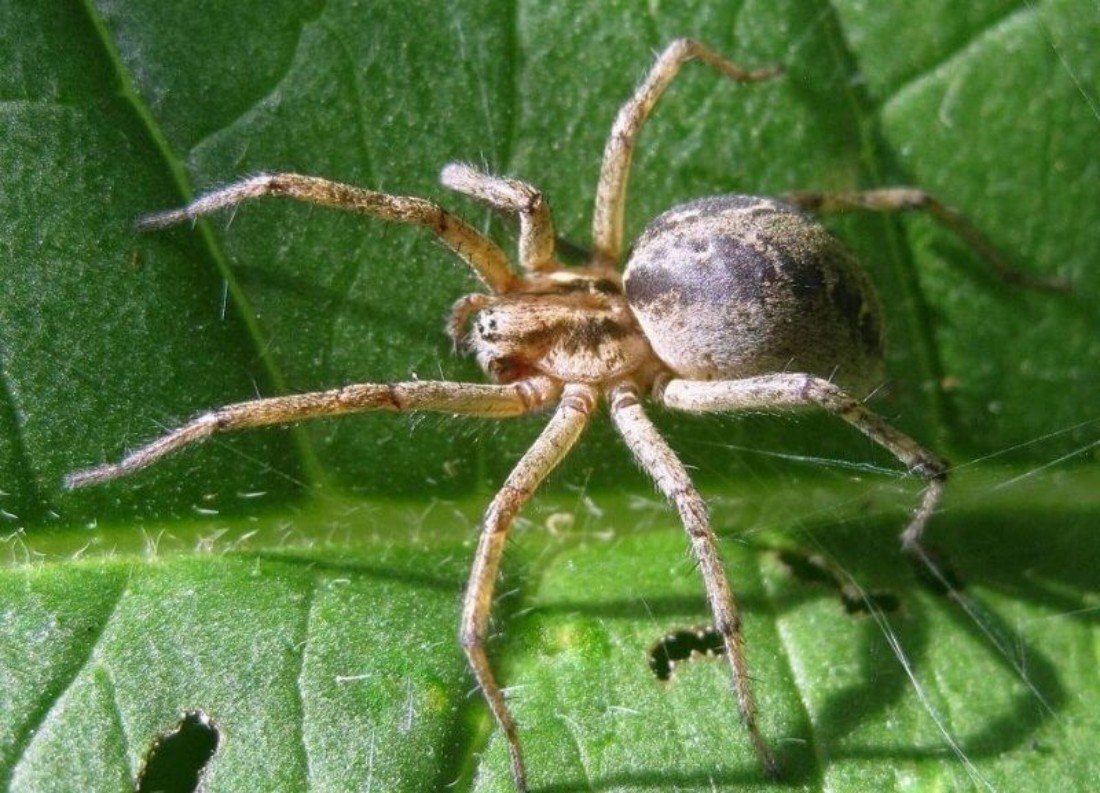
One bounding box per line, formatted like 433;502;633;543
474;309;504;344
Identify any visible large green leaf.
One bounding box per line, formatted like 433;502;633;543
2;1;1097;791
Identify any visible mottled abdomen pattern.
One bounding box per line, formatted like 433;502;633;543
624;195;884;394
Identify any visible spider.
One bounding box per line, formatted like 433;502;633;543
66;39;1057;792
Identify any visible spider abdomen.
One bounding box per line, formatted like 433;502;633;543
623;195;885;393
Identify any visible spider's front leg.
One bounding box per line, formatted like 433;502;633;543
461;383;596;793
657;373;949;550
608;384;780;778
137;172;517;293
65;378;562;489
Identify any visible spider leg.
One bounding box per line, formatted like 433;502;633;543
592;38;781;267
138;173;516;293
460;383;595;793
441;163;557;273
657;373;948;549
65;377;561;489
608;384;779;779
781;188;1070;292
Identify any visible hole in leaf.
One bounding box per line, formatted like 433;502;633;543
648;625;725;682
136;711;219;793
777;549;901;615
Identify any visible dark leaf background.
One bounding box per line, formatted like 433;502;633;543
1;1;1097;791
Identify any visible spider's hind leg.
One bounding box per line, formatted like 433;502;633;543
592;39;781;267
781;188;1070;292
608;383;780;778
657;373;949;551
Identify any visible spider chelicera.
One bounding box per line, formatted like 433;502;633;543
68;39;1058;792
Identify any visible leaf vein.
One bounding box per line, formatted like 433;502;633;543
877;4;1033;118
0;348;47;518
294;575;318;791
4;574;128;787
78;0;326;487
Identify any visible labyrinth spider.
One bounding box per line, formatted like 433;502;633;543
67;39;1056;791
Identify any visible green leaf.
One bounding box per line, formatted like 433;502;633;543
2;1;1097;791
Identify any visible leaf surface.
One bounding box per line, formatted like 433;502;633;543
1;1;1097;790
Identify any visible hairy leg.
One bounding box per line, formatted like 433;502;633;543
608;383;779;778
441;163;556;273
592;38;780;266
658;373;948;548
139;172;517;293
66;377;561;489
782;187;1069;292
460;383;595;792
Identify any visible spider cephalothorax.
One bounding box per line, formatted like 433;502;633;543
68;38;1051;793
454;268;660;386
